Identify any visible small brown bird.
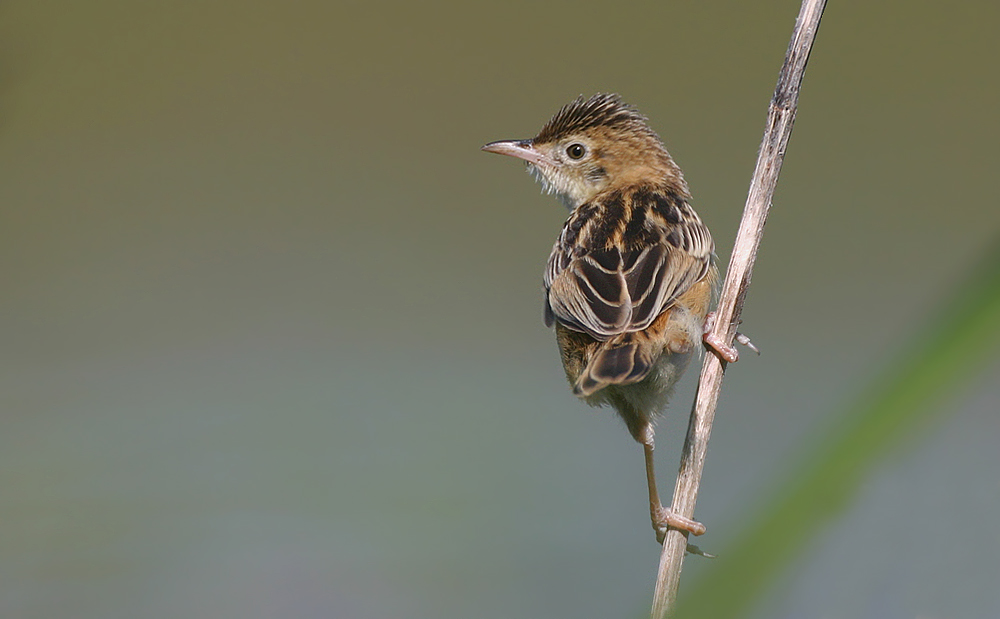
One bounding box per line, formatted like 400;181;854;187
483;93;738;542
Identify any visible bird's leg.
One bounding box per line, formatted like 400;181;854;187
702;311;759;363
641;428;706;543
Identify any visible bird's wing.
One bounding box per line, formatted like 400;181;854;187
544;189;713;340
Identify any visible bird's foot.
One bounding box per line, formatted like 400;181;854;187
702;312;760;363
652;505;706;544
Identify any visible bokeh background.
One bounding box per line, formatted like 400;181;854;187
2;1;998;618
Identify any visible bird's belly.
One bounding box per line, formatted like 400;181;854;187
616;350;694;416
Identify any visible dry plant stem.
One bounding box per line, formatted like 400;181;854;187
649;0;828;616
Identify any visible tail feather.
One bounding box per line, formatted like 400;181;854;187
572;334;653;397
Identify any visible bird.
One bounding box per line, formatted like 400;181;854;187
482;93;740;543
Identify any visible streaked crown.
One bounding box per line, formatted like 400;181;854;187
534;93;658;144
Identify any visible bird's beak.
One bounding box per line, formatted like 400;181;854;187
481;139;550;167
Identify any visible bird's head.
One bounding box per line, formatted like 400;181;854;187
483;93;687;209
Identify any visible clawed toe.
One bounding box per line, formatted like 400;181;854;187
652;505;706;544
704;331;740;362
685;543;716;558
702;312;739;362
702;312;759;362
734;331;760;355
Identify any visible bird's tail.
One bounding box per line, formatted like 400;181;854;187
572;333;654;397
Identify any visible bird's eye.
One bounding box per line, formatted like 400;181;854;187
566;143;586;159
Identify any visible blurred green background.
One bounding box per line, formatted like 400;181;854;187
2;1;998;618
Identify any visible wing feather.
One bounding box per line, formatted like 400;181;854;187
544;187;713;340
